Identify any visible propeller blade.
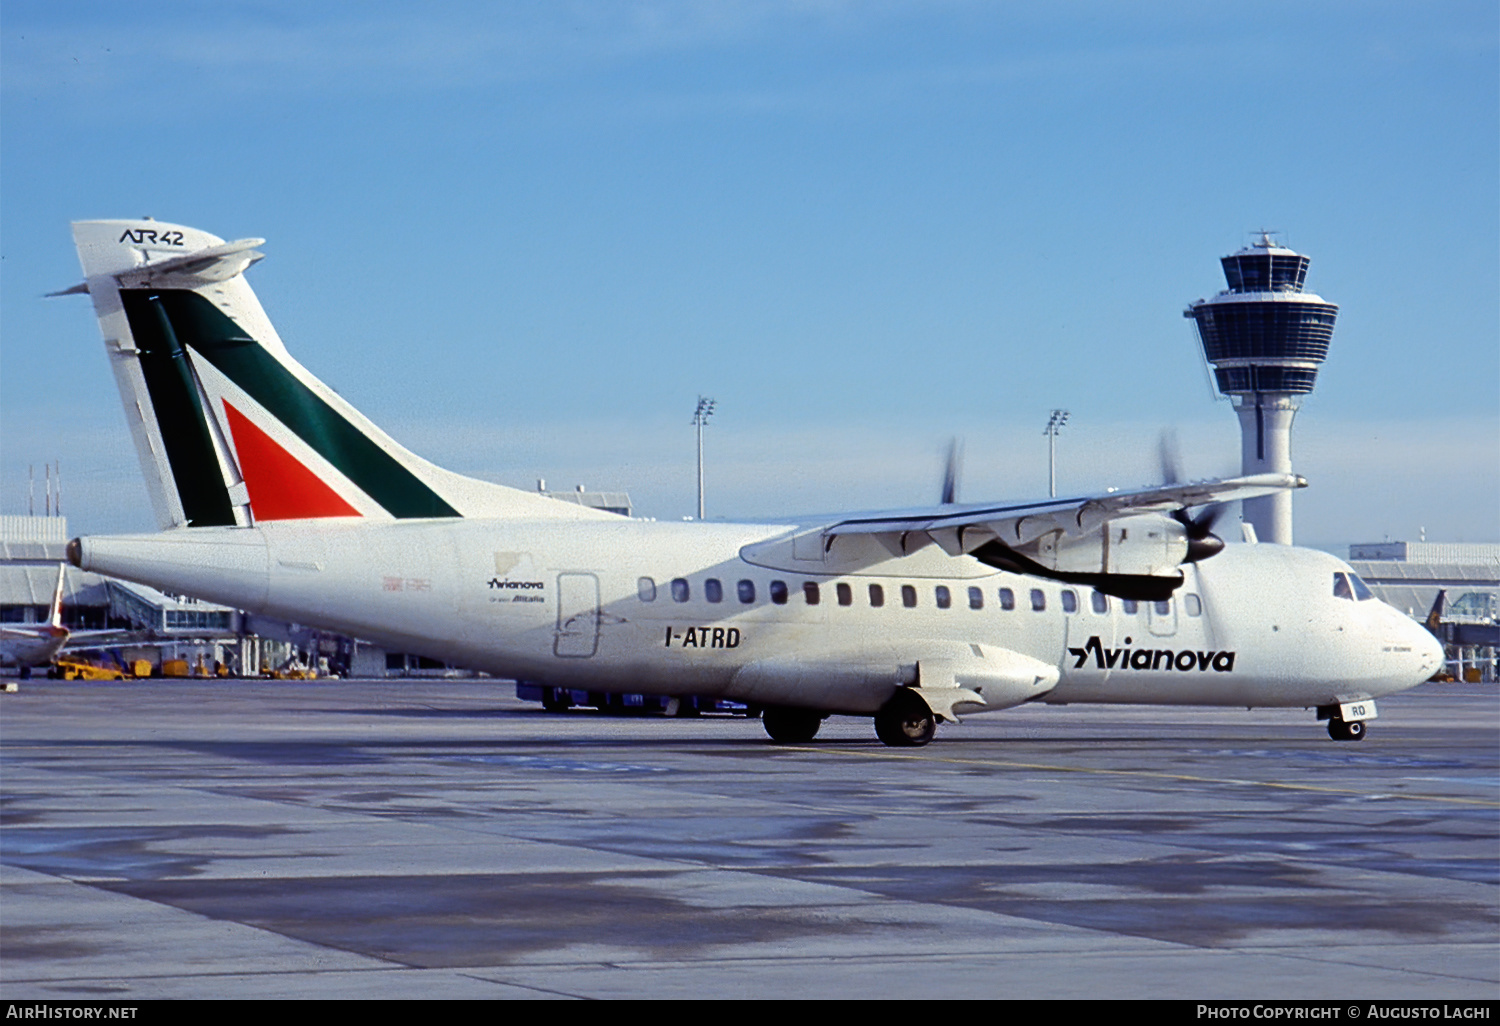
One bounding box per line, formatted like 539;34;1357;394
940;437;962;505
1158;430;1183;487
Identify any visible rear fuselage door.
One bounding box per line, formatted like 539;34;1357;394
554;572;600;658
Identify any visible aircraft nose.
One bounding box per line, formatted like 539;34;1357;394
1391;612;1446;684
1412;622;1446;682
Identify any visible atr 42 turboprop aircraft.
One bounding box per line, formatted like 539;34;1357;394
58;219;1442;745
0;565;69;677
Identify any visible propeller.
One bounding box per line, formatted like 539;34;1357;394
1159;429;1227;563
939;437;963;505
1173;505;1227;563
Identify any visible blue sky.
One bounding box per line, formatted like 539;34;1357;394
3;1;1496;548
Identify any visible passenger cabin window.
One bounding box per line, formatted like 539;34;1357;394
704;578;723;603
770;580;788;605
1122;599;1139;615
738;579;756;604
1061;590;1078;614
968;586;984;610
999;587;1015;611
1091;590;1108;614
671;578;690;603
1154;600;1171;616
637;577;657;602
1030;588;1046;612
803;582;821;605
1184;593;1202;616
836;582;853;606
901;585;918;608
869;584;885;608
935;585;951;609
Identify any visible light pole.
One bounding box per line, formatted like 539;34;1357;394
1044;409;1069;498
693;396;716;519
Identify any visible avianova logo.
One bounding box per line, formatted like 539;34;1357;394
1069;635;1236;672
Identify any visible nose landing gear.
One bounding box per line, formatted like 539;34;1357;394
1327;717;1366;741
1318;703;1370;741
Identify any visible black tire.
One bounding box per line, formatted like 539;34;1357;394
762;706;823;743
1328;718;1367;742
874;689;937;747
540;688;572;713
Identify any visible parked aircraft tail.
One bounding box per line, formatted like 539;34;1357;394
65;220;607;530
1424;590;1446;636
47;563;66;630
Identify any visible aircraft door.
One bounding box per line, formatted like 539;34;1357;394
1062;587;1118;688
554;572;601;658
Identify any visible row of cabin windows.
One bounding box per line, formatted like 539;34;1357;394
637;576;1202;617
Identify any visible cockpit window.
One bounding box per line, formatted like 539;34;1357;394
1349;573;1374;601
1333;573;1354;600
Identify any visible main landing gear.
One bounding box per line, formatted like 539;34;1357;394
762;706;825;743
873;688;937;747
761;690;942;747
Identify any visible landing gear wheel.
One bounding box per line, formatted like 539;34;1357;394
1328;718;1367;741
874;689;937;748
762;706;823;743
541;688;572;713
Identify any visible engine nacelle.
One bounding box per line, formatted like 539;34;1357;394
1026;513;1188;577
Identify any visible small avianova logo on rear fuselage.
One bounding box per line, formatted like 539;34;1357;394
1069;635;1236;672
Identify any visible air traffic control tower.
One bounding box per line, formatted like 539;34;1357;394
1185;234;1338;545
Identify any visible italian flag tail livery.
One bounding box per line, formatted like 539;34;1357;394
68;220;606;530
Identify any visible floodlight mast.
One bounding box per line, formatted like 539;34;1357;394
693;396;716;519
1044;409;1069;498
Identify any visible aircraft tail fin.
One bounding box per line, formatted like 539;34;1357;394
47;564;66;631
67;220;608;529
1425;589;1446;635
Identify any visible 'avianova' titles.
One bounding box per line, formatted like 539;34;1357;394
1069;635;1237;672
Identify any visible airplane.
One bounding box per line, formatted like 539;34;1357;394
0;565;70;677
57;219;1443;745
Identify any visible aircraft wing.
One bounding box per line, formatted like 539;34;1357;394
798;472;1306;601
826;472;1304;556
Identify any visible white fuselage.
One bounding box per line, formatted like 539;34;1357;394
72;517;1443;714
